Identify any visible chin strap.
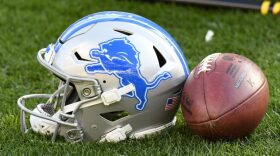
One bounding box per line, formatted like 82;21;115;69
130;117;177;139
99;117;177;142
29;107;59;135
61;83;136;113
100;124;133;142
101;84;135;106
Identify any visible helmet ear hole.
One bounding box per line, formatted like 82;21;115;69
103;80;107;84
65;89;80;105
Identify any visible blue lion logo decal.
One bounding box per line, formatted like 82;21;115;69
85;38;171;111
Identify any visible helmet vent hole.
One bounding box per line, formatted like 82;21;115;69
103;80;107;84
173;88;182;95
153;46;166;68
74;52;91;62
113;28;133;36
59;39;64;44
100;111;129;122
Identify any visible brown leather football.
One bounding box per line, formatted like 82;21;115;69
181;53;269;139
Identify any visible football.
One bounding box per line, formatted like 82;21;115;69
181;53;269;139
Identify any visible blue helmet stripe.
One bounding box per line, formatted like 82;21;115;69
54;11;189;76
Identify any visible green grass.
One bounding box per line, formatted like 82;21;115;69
1;0;280;155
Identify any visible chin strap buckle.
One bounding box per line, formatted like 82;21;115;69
101;84;135;106
100;124;133;142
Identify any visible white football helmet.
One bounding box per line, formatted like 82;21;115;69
17;11;189;142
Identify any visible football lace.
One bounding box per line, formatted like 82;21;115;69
197;53;221;75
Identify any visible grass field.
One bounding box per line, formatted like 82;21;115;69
0;0;280;155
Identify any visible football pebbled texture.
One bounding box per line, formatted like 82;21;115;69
181;53;269;139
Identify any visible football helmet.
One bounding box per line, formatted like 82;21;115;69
17;11;189;142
